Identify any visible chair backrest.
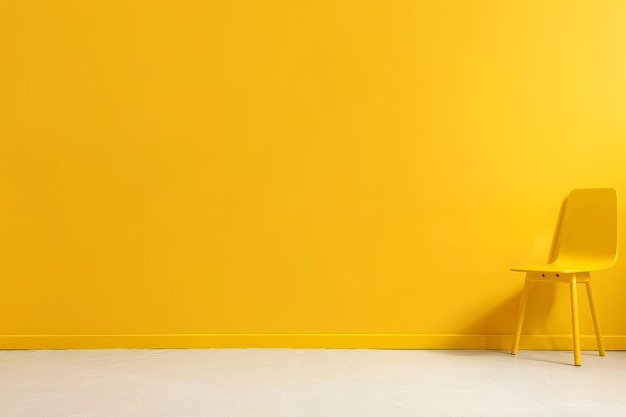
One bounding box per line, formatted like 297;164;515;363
555;188;618;268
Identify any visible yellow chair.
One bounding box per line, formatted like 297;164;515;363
511;188;618;366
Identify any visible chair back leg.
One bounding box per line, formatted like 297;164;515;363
585;281;606;356
511;278;532;355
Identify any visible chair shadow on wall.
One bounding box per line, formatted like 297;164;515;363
451;196;571;363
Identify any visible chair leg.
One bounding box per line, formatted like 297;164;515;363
570;277;581;366
585;281;606;356
512;278;531;355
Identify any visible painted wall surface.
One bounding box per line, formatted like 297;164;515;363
1;1;626;348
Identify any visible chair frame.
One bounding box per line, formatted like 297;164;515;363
511;271;605;366
510;188;616;366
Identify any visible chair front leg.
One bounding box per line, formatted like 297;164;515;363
570;276;581;366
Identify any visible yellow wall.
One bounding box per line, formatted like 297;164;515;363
1;0;626;349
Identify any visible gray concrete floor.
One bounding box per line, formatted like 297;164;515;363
1;348;625;416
